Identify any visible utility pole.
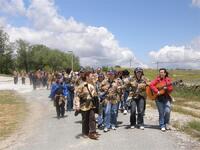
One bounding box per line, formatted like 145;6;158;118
68;51;73;71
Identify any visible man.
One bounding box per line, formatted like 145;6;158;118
49;74;67;119
150;68;173;132
124;67;149;130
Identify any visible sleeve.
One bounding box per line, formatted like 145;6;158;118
166;78;173;93
149;79;159;93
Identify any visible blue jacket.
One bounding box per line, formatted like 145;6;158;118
49;83;69;98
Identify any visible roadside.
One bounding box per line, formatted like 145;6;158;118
0;91;27;140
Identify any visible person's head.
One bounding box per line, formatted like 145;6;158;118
80;71;91;82
159;68;168;78
122;69;130;77
98;73;105;82
96;67;101;74
134;67;144;80
107;70;116;80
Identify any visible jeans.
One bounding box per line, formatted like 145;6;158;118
97;102;104;126
66;92;73;111
104;101;118;128
122;91;129;110
130;96;145;126
156;96;171;128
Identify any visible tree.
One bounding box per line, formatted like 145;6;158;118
0;29;14;74
16;39;30;72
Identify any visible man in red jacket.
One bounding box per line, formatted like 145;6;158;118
150;68;173;132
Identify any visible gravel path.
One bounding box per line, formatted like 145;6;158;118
0;77;200;150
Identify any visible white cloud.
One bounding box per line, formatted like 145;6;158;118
149;38;200;69
0;0;147;68
192;0;200;7
0;0;26;15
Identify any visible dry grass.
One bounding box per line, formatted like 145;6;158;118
0;91;27;140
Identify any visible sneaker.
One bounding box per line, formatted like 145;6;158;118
161;127;166;132
130;125;135;129
112;126;116;130
123;110;128;115
139;126;144;130
104;128;108;132
165;124;171;130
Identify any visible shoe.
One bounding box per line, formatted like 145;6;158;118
95;132;101;136
165;124;171;130
161;127;166;132
88;133;98;140
123;110;128;115
139;126;144;130
112;126;116;130
104;128;108;132
130;125;135;129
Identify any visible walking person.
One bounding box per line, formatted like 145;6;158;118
13;70;18;84
150;68;173;131
128;67;149;129
76;71;99;140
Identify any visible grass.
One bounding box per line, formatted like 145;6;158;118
0;90;27;140
188;120;200;132
172;106;200;118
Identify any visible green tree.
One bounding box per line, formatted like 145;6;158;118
0;29;14;74
16;39;30;72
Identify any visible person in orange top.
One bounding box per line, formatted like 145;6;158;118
150;68;173;132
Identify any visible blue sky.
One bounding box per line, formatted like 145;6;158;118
0;0;200;68
55;0;200;63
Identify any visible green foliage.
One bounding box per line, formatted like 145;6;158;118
0;29;15;74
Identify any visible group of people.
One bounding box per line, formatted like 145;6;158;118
49;67;174;140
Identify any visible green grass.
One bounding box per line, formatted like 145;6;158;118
188;120;200;132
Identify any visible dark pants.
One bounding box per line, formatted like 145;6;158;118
81;109;96;135
55;97;65;118
14;77;18;84
130;96;145;126
22;77;25;84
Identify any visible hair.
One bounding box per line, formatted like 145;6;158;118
80;71;91;81
122;69;130;76
159;68;169;77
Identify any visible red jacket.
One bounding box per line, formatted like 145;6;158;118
150;76;173;94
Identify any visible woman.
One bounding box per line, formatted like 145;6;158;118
150;68;173;131
76;71;99;140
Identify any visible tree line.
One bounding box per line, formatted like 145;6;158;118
0;29;80;74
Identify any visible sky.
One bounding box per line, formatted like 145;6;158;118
0;0;200;69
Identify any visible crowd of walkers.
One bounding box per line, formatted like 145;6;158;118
13;70;55;90
49;67;174;140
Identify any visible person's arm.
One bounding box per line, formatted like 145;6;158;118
149;79;159;94
166;78;173;93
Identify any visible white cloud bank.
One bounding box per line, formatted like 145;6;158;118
192;0;200;7
0;0;147;68
149;37;200;69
